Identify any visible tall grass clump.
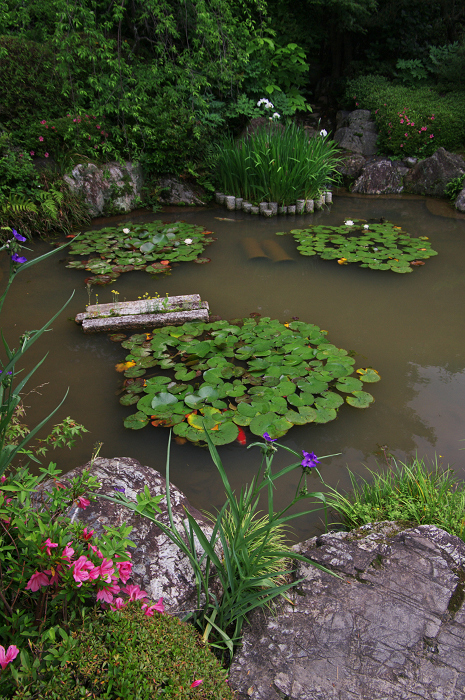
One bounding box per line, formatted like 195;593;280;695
325;456;465;540
215;123;341;205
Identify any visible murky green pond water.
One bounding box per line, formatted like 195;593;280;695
2;193;465;539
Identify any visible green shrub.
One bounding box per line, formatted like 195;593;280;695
345;75;465;157
325;456;465;539
11;605;233;699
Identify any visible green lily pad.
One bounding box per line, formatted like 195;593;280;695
124;412;149;430
151;393;179;410
356;368;381;383
336;377;363;392
346;391;375;408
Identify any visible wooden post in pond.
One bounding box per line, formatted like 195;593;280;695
81;306;210;333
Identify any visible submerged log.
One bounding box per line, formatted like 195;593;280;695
81;305;210;333
261;239;294;262
242;238;269;260
76;294;202;323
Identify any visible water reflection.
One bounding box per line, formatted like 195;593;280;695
2;193;465;540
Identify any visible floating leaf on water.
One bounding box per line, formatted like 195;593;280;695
124;412;149;430
346;391;375;408
115;361;136;372
108;333;127;342
356;368;381;383
193;257;211;264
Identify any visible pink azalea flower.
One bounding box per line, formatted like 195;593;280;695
97;558;115;582
61;544;74;561
96;581;120;604
0;645;19;670
76;496;90;509
110;597;126;611
40;120;47;124
0;476;6;483
430;134;434;138
96;125;101;129
44;153;49;158
122;584;148;601
38;136;44;142
116;560;132;584
404;133;408;137
42;538;58;556
30;151;35;156
44;565;62;585
142;597;164;616
190;679;203;688
88;543;104;558
82;527;94;541
25;571;50;592
70;555;96;586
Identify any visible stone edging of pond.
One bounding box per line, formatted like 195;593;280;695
214;191;332;216
51;456;465;698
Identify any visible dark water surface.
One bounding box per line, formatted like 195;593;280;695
2;194;465;540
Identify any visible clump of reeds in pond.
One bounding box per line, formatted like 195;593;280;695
214;123;341;206
325;456;465;540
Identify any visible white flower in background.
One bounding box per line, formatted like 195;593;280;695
345;220;354;226
184;238;193;245
363;224;369;229
123;228;130;234
257;98;274;109
272;112;281;120
320;129;328;137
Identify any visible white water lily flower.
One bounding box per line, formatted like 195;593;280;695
363;224;369;229
123;228;130;234
184;238;193;245
320;129;328;137
345;220;354;226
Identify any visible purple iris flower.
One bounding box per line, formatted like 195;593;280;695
114;486;125;493
301;451;320;469
12;230;26;242
263;432;277;442
11;254;27;263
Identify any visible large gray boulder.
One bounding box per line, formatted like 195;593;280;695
156;176;205;206
229;523;465;699
335;153;367;184
333;110;378;156
404;147;465;197
52;457;214;615
351;158;409;194
64;162;143;216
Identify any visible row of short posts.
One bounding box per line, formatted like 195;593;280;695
215;192;332;216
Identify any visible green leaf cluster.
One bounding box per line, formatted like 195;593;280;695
277;219;438;273
67;221;214;284
120;317;380;444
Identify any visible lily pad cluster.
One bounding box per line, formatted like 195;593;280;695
66;221;215;284
118;317;380;445
276;220;437;273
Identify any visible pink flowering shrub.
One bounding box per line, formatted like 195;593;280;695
27;114;111;165
0;462;163;693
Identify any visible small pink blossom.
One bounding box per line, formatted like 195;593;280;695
96;581;120;604
400;119;404;124
97;558;115;582
400;144;403;147
76;496;90;509
404;133;408;137
30;151;35;156
122;584;148;601
82;527;94;540
142;597;164;616
42;538;58;556
44;565;62;585
430;134;434;138
38;136;44;142
0;476;6;483
96;125;101;129
44;153;49;158
116;560;132;584
40;120;47;124
110;597;126;611
25;571;50;592
61;544;74;561
0;645;19;670
73;119;77;122
88;543;103;558
190;679;203;688
70;555;96;586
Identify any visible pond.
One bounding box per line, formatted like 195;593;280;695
2;193;465;540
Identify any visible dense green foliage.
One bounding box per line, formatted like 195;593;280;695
66;221;214;284
9;605;233;699
278;219;438;273
215;123;340;204
325;457;465;540
119;317;380;444
345;75;465;157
